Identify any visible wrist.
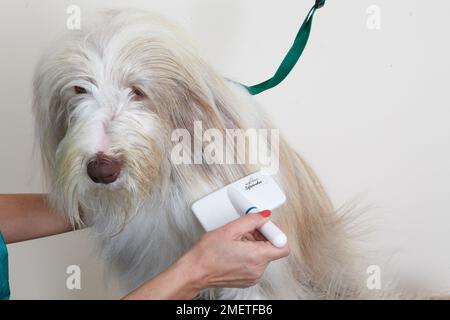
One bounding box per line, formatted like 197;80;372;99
176;247;209;294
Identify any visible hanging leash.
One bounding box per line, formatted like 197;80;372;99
244;0;326;95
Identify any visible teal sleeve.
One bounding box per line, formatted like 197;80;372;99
0;231;10;300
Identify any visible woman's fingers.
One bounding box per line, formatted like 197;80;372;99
251;229;267;242
221;212;290;262
240;230;266;241
222;211;271;238
252;240;290;261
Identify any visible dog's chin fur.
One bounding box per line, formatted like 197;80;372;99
32;9;411;299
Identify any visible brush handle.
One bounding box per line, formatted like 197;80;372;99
258;221;287;248
227;186;287;248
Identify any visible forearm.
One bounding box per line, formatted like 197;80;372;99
122;252;204;300
0;194;74;244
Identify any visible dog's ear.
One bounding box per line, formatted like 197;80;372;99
32;62;67;182
32;62;86;227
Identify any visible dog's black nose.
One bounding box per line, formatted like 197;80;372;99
87;153;122;184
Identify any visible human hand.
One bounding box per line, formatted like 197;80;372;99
183;211;290;289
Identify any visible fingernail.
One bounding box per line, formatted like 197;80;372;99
259;210;271;217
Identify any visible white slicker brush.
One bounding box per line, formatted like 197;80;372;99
192;171;288;248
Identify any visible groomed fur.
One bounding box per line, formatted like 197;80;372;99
33;9;394;299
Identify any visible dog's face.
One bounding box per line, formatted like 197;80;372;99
33;10;225;228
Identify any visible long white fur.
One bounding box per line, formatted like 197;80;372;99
32;9;412;299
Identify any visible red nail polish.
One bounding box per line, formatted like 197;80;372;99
259;210;272;217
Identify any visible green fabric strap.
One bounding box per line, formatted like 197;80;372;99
245;0;325;95
0;231;10;300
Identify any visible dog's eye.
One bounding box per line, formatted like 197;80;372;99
132;87;146;100
74;86;87;94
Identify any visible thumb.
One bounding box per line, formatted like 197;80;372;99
222;211;272;238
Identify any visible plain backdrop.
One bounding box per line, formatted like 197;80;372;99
0;0;449;299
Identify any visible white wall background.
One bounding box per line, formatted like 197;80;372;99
0;0;449;298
